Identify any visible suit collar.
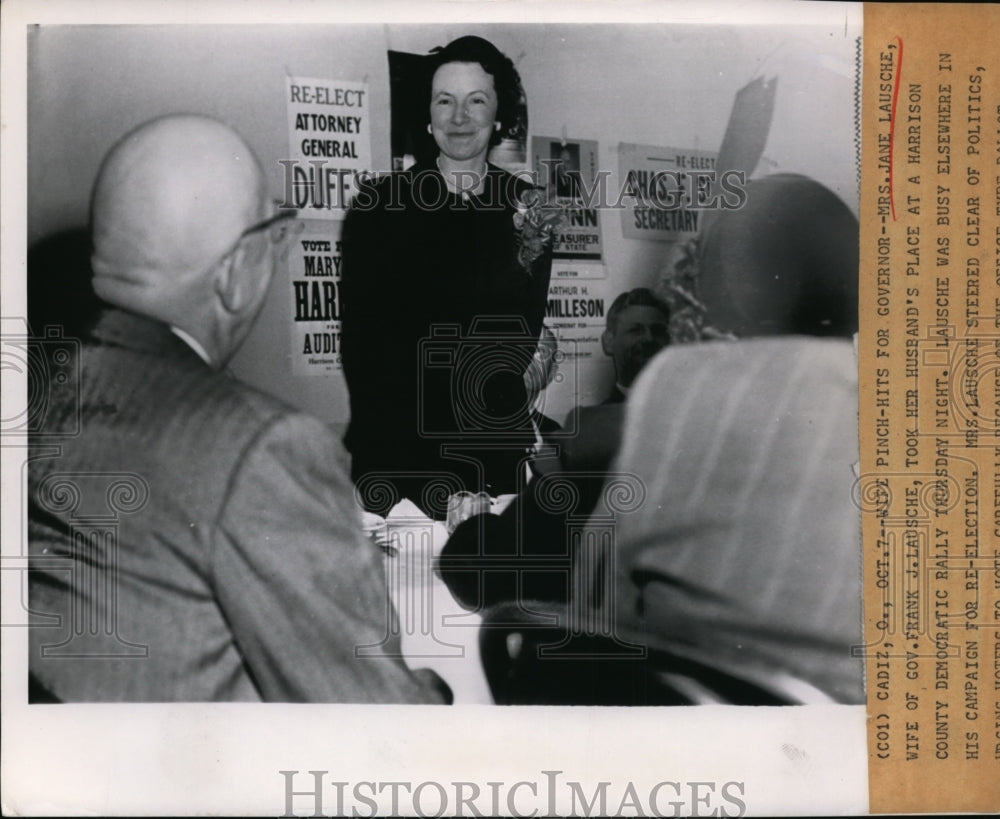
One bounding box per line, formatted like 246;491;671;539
89;308;208;368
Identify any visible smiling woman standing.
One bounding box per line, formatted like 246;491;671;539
341;36;554;518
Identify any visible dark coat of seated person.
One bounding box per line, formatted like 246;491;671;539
438;323;592;610
468;173;863;705
554;287;673;477
438;290;671;611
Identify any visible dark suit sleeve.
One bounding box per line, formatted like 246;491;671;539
340;183;427;492
559;404;625;472
339;197;389;435
210;412;445;703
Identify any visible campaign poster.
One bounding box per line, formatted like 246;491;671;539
618;142;720;241
531;136;603;261
284;76;371;219
545;274;611;367
549;260;606;282
288;227;343;375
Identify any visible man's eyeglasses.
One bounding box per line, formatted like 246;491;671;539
236;202;301;247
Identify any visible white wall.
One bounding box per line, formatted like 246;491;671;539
28;22;858;425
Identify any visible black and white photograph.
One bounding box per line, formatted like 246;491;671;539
2;1;871;815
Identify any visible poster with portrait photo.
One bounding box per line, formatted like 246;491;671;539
531;135;603;261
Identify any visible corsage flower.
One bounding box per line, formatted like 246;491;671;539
513;188;565;273
657;237;736;343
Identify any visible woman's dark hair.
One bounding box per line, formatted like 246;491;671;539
424;35;523;148
699;174;859;338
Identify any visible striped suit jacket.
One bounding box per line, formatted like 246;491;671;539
28;308;443;703
597;337;864;703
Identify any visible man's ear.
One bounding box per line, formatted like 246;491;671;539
213;243;254;314
601;329;614;356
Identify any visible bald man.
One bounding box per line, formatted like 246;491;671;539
27;115;445;703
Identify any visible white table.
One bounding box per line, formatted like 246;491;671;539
381;501;493;704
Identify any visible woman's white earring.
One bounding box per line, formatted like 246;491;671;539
494;122;501;131
427;124;433;134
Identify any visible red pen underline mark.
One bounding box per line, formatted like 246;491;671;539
888;36;903;222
